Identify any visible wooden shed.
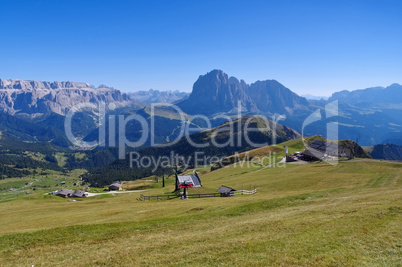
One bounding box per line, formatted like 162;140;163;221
72;190;88;198
55;189;74;198
109;182;122;191
217;185;236;197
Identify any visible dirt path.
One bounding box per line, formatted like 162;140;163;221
45;189;148;197
85;190;148;197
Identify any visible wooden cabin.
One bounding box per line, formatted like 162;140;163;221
217;185;236;197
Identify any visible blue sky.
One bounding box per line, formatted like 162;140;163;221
1;0;401;96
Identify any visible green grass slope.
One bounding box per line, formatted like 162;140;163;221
0;160;401;266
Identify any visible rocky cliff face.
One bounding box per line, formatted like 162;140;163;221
178;70;258;115
248;80;309;114
177;70;308;116
0;79;132;116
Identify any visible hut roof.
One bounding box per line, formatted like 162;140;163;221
217;185;236;194
302;149;325;160
72;190;86;197
308;140;341;153
56;189;74;196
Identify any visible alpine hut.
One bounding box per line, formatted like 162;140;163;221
217;185;236;197
109;182;122;191
72;190;88;198
55;189;74;198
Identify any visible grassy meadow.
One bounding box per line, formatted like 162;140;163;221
0;159;401;266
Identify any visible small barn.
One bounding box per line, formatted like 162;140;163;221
217;185;236;197
72;190;87;198
55;189;74;198
109;182;122;191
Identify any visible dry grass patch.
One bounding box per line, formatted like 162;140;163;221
0;160;401;266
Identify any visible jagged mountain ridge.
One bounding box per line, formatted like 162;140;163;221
0;79;97;90
177;69;308;116
1;72;402;147
0;78;133;116
328;83;402;106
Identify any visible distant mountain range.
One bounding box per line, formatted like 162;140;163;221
0;72;401;147
179;70;402;146
301;94;329;101
0;79;133;117
328;83;402;106
127;89;189;104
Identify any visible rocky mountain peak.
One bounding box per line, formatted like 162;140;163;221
178;70;258;115
248;80;309;114
178;70;309;116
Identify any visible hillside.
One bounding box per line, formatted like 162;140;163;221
82;106;198;148
0;158;400;266
0;131;120;178
369;144;402;161
0;112;72;147
83;115;301;186
211;136;370;171
0;133;65;178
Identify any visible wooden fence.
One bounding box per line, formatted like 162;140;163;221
139;194;178;200
139;189;257;201
231;189;257;196
187;193;221;198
